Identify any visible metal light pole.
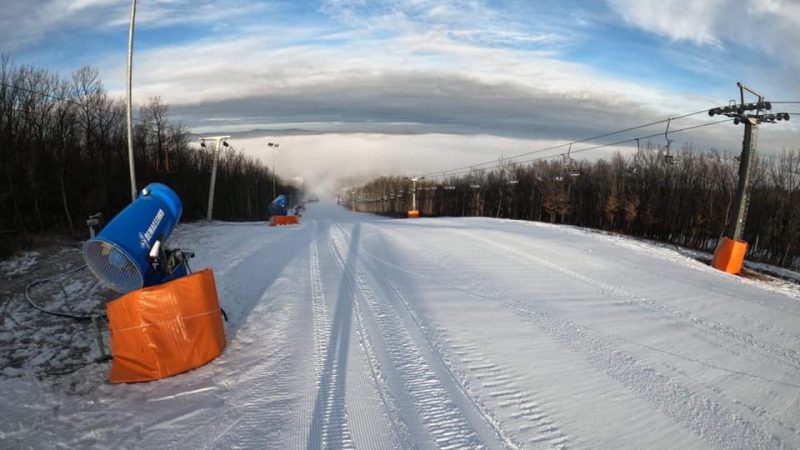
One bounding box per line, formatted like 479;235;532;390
126;0;137;201
508;177;519;218
201;136;230;221
411;178;417;211
470;184;481;216
268;142;279;199
411;176;424;211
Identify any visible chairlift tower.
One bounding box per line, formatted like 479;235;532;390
709;82;790;274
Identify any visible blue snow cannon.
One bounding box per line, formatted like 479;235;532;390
82;183;186;294
268;195;288;216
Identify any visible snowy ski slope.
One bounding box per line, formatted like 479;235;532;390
2;201;799;449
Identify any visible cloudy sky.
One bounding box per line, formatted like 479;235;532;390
5;0;799;193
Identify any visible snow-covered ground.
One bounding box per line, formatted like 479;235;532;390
2;202;800;449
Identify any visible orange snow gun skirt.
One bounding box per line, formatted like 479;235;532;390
107;269;226;383
270;215;300;226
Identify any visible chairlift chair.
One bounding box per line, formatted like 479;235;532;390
663;118;679;165
563;142;581;177
626;139;642;174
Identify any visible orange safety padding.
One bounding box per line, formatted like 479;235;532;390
407;210;420;218
107;269;226;383
711;237;748;274
270;215;300;226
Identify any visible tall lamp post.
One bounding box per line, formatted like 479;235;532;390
200;136;230;221
411;176;425;211
268;142;280;199
126;0;137;201
408;176;424;218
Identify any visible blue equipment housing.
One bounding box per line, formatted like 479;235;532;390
268;195;288;216
82;183;186;294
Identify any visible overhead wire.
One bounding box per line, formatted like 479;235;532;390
421;100;797;180
420;107;716;178
428;118;733;180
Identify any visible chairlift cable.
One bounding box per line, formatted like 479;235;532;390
428;119;732;179
420;107;716;178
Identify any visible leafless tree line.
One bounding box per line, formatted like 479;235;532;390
0;56;290;254
352;144;800;269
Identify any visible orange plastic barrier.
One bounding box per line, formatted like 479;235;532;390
407;210;420;218
270;215;300;226
711;237;748;274
107;269;226;383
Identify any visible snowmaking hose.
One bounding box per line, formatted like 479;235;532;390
24;264;105;321
22;264;113;375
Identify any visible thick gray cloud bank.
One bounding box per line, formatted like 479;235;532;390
178;74;706;139
176;72;655;140
181;70;794;155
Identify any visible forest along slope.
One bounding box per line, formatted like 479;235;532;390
1;201;799;449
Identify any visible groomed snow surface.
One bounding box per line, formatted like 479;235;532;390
2;202;800;449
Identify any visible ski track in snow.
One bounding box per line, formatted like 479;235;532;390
341;224;572;450
331;224;510;450
316;219;401;449
467;228;800;374
308;221;357;450
365;222;794;449
2;204;799;449
379;275;572;450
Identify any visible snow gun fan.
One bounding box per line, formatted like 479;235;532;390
82;183;193;294
268;194;288;216
268;194;299;226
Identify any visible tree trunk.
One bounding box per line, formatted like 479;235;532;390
60;170;74;233
5;164;25;232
